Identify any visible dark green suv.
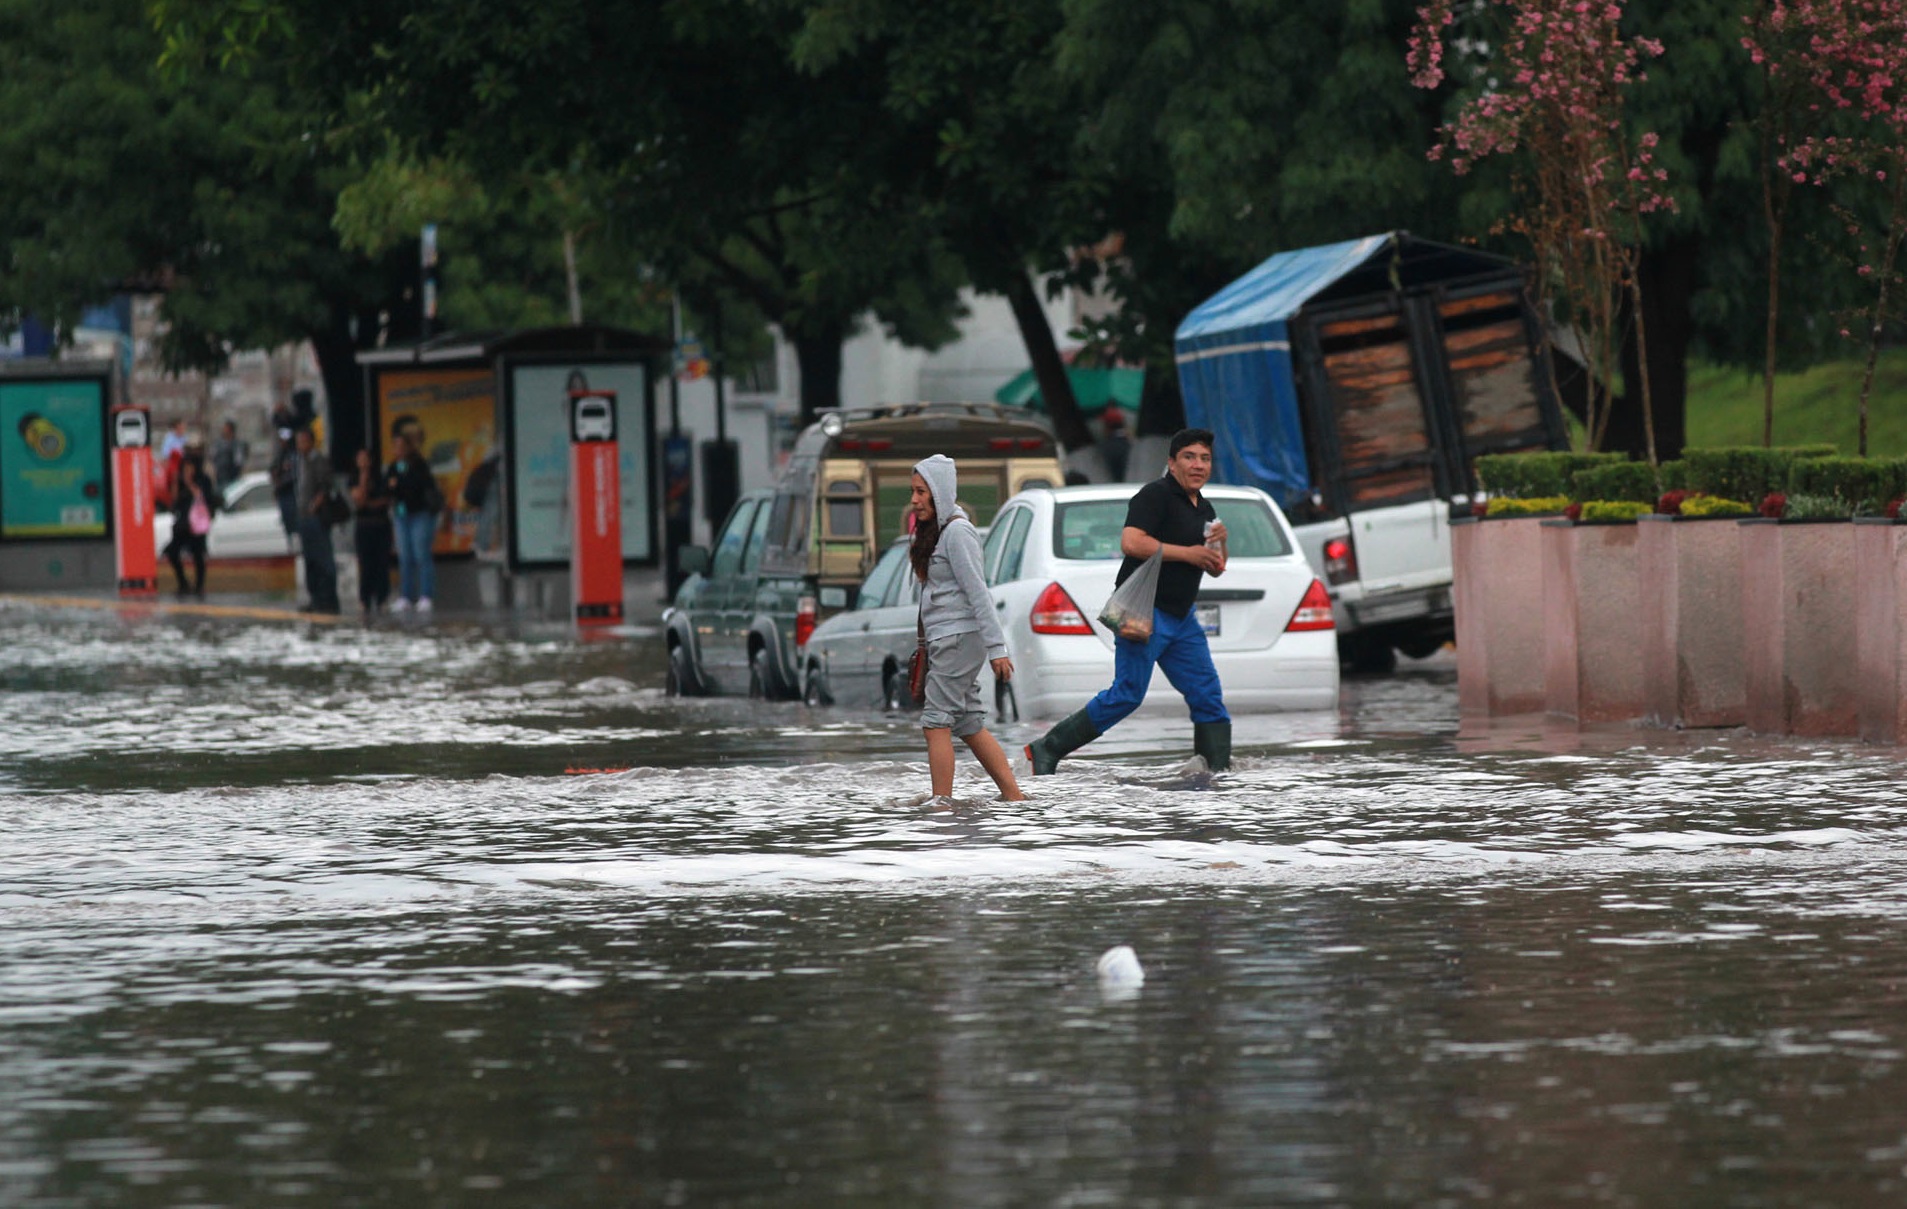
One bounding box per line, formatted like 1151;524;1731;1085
663;402;1060;699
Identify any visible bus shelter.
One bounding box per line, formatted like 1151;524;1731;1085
0;359;120;592
356;326;669;612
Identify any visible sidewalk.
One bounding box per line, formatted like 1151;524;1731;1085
0;565;676;629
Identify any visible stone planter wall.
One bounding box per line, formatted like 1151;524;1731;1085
1452;516;1548;716
1542;520;1644;723
1637;516;1746;729
1855;518;1907;745
1739;519;1859;737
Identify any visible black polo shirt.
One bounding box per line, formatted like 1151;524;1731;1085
1115;475;1217;619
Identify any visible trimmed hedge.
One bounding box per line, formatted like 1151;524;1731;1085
1580;500;1652;523
1658;459;1688;492
1476;451;1624;499
1784;456;1907;513
1484;495;1571;518
1682;445;1835;504
1570;461;1658;504
1679;494;1755;518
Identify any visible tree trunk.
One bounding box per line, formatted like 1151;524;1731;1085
1003;269;1094;453
1610;234;1698;462
791;324;845;429
1137;361;1185;437
309;307;367;472
1855;174;1907;459
1763;209;1783;448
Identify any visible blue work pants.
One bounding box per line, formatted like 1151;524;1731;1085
395;510;437;602
1085;606;1230;732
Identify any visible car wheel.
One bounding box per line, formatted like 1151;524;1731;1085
1341;633;1397;675
803;661;832;707
748;648;776;700
1394;630;1447;660
882;663;909;712
994;678;1020;723
665;643;697;697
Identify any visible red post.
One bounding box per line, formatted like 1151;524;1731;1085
569;390;624;625
110;404;157;596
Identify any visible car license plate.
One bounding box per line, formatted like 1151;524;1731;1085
1196;603;1220;636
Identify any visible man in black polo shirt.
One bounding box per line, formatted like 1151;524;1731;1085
1025;427;1233;774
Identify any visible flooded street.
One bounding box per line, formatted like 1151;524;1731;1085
5;601;1907;1205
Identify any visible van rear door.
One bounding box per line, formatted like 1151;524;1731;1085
1300;304;1452;595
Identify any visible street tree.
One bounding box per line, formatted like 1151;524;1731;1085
0;0;432;455
163;0;971;427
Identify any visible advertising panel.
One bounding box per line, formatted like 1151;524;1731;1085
373;367;496;556
0;378;109;539
509;361;652;566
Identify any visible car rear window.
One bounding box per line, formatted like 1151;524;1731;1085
1055;497;1291;559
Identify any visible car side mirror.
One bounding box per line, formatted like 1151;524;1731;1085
678;545;709;575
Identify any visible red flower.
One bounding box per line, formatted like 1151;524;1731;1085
1657;489;1690;515
1564;502;1583;522
1887;496;1904;520
1760;492;1788;519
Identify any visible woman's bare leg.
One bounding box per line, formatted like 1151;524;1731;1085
962;729;1026;800
924;727;956;798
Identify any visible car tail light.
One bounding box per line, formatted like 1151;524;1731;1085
1030;582;1095;634
865;438;893;452
987;437;1014;451
795;596;817;647
1285;579;1336;632
1323;536;1358;585
837;437;863;451
1017;437;1043;450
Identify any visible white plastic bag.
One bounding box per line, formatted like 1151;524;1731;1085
1097;549;1162;641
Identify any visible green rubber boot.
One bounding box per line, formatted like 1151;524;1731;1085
1024;708;1101;776
1192;720;1232;772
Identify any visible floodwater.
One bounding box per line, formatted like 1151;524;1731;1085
5;602;1907;1206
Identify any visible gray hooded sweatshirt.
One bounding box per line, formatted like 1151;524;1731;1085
915;454;1008;659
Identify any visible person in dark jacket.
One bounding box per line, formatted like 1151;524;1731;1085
350;447;394;616
385;430;439;613
293;426;341;615
268;405;299;542
164;451;222;597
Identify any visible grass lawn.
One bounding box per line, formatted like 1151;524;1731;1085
1685;347;1907;455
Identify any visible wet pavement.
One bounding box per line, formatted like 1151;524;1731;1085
4;598;1907;1205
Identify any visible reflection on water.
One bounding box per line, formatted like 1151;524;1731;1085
4;604;1907;1205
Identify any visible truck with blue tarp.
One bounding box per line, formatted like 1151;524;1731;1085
1175;232;1569;670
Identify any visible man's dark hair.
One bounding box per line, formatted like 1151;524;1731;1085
1170;428;1215;457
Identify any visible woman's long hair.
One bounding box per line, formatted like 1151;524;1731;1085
910;513;940;583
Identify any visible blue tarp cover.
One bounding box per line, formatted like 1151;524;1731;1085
1175;234;1392;507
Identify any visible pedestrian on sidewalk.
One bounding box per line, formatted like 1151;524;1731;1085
384;427;440;613
292;427;341;614
268;407;299;545
210;419;248;493
350;447;394;616
164;450;221;597
910;454;1025;803
1024;427;1233;775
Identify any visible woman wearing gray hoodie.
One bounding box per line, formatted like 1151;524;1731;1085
910;455;1026;802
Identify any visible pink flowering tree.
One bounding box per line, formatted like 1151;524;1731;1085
1761;0;1907;458
1741;0;1836;448
1410;0;1675;467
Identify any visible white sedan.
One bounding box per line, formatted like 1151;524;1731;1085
152;471;297;558
982;483;1339;721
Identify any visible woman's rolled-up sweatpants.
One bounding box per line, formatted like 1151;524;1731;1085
921;629;988;737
